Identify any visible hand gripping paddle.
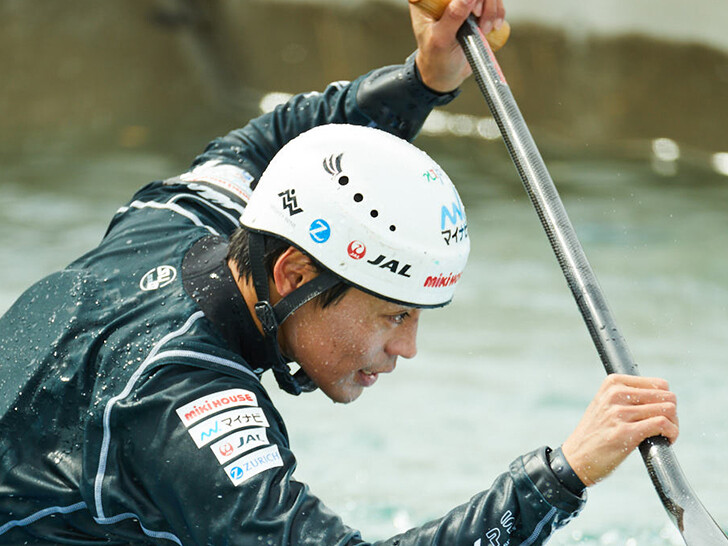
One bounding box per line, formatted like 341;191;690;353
409;0;728;542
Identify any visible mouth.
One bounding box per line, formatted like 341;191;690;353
356;369;379;387
356;362;396;388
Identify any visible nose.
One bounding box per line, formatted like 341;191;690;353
385;313;419;360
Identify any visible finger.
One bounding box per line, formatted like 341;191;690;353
441;0;477;24
472;0;483;18
614;386;677;406
606;374;670;391
629;414;680;445
479;0;499;33
617;401;678;426
483;0;499;20
496;0;505;21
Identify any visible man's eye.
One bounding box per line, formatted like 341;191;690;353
392;312;410;324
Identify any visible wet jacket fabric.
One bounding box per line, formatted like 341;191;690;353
0;55;586;545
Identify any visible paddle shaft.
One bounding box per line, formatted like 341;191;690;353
454;15;727;544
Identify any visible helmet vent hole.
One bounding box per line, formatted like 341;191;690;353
338;176;349;186
370;210;378;218
353;193;363;202
389;225;396;232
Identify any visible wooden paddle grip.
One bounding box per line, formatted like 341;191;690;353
409;0;511;51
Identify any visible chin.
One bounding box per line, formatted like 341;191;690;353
322;385;363;405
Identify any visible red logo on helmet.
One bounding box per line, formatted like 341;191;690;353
347;241;366;260
219;443;234;457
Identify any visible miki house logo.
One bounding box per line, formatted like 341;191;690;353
423;272;462;288
175;389;258;428
309;219;331;243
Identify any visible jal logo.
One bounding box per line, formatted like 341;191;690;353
140;265;177;291
238;430;265;448
218;442;234;457
347;240;366;260
210;427;269;464
278;188;303;216
367;254;412;277
309;219;331;243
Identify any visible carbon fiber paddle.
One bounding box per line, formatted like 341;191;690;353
410;1;728;543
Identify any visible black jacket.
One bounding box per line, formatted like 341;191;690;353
0;54;585;545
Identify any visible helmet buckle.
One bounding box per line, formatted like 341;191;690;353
254;301;279;337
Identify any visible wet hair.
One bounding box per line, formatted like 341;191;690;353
227;227;350;309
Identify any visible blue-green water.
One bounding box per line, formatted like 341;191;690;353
2;1;728;543
2;124;727;544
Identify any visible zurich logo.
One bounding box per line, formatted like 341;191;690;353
230;466;244;480
309;219;331;243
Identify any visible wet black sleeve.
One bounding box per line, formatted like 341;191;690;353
130;54;458;239
175;54;458;202
192;53;457;178
107;365;585;546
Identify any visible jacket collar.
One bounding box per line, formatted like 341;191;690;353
181;235;269;373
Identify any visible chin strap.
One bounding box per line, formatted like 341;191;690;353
249;232;339;395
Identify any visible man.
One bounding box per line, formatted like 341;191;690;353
0;0;678;544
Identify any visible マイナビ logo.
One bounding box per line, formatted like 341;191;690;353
187;407;269;448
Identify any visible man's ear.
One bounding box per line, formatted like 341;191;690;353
271;247;319;298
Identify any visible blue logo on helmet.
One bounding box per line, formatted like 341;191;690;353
309;219;331;243
230;466;244;480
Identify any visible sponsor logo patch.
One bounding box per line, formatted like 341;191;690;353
347;240;366;260
140;265;177;291
422;167;445;184
225;445;283;486
442;223;469;245
366;254;412;277
278;189;303;216
180;161;254;202
175;389;258;428
440;199;465;231
210;427;269;464
423;272;462;288
322;153;344;176
187;407;269;448
309;219;331;243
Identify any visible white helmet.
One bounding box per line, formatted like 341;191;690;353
241;124;469;308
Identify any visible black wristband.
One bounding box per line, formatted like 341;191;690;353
547;446;586;496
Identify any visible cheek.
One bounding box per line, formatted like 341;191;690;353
285;301;386;368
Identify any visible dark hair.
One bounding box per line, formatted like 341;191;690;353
227;227;350;309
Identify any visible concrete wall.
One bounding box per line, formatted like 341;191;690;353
1;0;726;162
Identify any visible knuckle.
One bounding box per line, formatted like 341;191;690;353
656;415;672;429
607;385;629;404
605;405;623;422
